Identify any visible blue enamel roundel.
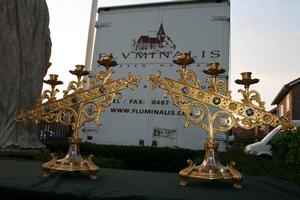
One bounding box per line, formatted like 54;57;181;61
181;86;189;94
246;108;254;117
99;85;107;93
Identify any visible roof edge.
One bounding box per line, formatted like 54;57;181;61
271;77;300;105
98;0;229;12
271;85;289;105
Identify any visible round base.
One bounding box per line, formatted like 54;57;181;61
178;140;244;188
179;166;233;180
42;144;99;179
179;162;243;188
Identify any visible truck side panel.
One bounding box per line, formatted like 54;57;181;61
86;2;230;150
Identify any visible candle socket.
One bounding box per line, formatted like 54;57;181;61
49;74;58;81
235;71;259;89
241;72;252;80
172;52;195;67
69;65;89;78
203;62;225;77
43;74;63;89
97;54;117;69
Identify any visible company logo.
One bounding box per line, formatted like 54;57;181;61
101;23;221;61
131;23;176;53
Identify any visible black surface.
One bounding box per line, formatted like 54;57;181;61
0;157;299;200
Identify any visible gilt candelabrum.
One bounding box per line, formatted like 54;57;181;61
148;52;295;188
16;54;140;179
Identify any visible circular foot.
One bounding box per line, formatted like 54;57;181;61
180;178;189;186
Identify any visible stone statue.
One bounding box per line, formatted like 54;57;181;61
0;0;52;149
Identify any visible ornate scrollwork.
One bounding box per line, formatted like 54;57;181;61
40;74;63;103
172;94;188;106
233;114;261;130
56;107;77;126
90;53;118;88
63;80;83;97
207;79;231;98
148;70;161;89
90;68;114;88
235;72;265;110
73;102;105;139
97;93;115;108
211;110;236;132
177;68;200;88
128;72;141;89
238;89;265;110
97;68;114;84
41;111;58;124
41;89;59;102
279;116;297;132
204;62;231;98
177;100;210;132
180;159;196;176
63;65;89;97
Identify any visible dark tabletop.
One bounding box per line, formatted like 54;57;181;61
0;157;299;200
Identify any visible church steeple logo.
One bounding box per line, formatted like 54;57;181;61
157;23;166;44
132;23;176;52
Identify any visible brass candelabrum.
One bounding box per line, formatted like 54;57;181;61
16;54;140;179
148;52;295;188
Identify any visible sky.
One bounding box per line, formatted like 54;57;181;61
45;0;300;110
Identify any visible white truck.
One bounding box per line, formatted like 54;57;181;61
84;0;230;150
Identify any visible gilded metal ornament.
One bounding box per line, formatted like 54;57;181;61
235;72;265;110
16;54;140;179
148;52;295;188
40;74;63;103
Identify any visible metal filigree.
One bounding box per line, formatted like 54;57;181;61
16;54;140;179
235;72;265;110
63;65;89;97
173;52;200;87
148;70;161;89
128;72;141;90
204;62;231;98
40;74;63;103
90;54;117;87
177;68;200;87
147;52;295;188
